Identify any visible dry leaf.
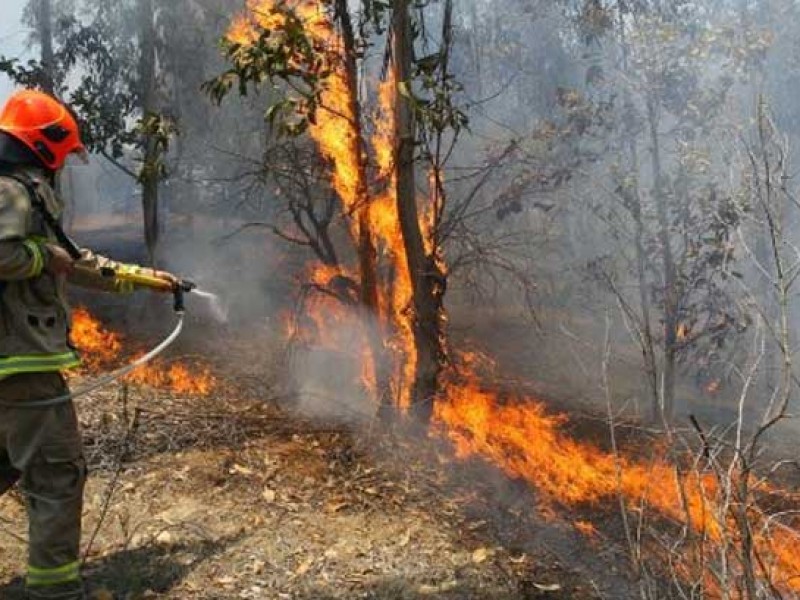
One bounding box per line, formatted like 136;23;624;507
533;583;562;592
467;520;487;531
90;589;114;600
419;580;458;594
295;558;313;576
231;464;254;476
398;529;411;547
262;488;277;503
472;547;490;563
155;531;173;544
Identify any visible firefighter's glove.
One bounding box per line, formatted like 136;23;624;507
43;243;75;276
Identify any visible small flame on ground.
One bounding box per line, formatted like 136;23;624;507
574;520;598;537
70;306;122;370
125;359;217;396
70;308;217;396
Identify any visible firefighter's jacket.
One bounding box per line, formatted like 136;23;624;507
0;165;139;379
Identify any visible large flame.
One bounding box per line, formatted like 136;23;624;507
230;1;418;407
70;308;216;396
372;71;417;409
225;3;800;594
434;365;800;594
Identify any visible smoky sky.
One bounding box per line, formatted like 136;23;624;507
0;0;33;101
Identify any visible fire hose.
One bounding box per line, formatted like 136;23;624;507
0;271;197;410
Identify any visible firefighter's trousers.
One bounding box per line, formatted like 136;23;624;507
0;373;86;600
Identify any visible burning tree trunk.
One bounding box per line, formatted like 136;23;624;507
392;0;447;423
210;0;449;420
138;0;160;266
333;0;392;413
334;0;377;311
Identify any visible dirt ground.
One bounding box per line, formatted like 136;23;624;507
0;362;640;600
0;222;641;599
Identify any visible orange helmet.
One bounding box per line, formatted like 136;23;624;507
0;89;87;171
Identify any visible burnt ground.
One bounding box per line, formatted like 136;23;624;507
0;358;639;600
0;220;644;599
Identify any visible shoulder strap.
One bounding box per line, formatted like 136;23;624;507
0;172;82;260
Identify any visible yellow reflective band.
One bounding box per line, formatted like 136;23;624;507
22;239;45;278
26;560;80;587
28;561;79;576
0;351;80;365
0;352;81;379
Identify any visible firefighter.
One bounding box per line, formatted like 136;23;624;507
0;89;177;600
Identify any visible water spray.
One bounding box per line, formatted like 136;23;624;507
99;267;227;321
192;288;229;323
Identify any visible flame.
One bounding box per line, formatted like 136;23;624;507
70;308;216;396
372;71;417;409
125;358;217;396
574;520;598;537
226;3;800;593
434;367;800;594
231;1;365;228
230;1;419;408
282;262;377;396
70;306;122;370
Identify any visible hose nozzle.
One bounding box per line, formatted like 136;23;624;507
173;279;196;313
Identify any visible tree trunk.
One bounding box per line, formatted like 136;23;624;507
617;6;659;418
334;0;391;414
37;0;55;94
647;97;678;423
138;0;160;266
393;0;446;423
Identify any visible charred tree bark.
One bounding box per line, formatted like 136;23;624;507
393;0;446;424
138;0;160;266
334;0;392;414
335;0;378;314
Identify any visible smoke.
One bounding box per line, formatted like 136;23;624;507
287;315;383;424
14;0;800;434
0;0;31;101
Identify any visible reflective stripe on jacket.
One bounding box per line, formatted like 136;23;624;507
0;166;141;380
